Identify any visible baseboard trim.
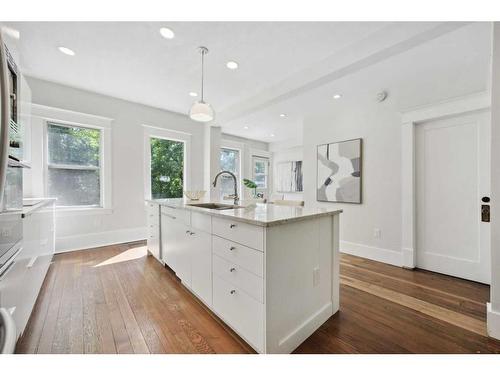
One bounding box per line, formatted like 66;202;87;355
341;241;402;267
55;227;147;253
487;303;500;340
277;302;333;354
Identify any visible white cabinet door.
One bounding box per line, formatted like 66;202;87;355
190;229;212;306
161;213;191;285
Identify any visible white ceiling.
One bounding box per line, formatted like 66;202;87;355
2;21;492;145
226;22;492;144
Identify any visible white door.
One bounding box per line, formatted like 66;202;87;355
416;111;490;284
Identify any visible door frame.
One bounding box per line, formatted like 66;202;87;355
400;92;491;268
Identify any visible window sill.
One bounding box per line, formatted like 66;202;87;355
55;207;114;217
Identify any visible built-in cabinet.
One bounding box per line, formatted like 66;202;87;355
149;201;340;353
0;200;55;340
160;206;212;306
146;202;161;261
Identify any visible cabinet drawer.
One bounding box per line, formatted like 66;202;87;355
213;274;264;352
212;236;263;277
161;206;190;226
213;254;263;303
212;217;264;251
191;212;211;233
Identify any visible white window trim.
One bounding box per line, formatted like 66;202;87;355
32;104;113;215
143;124;191;201
250;148;272;195
220;139;244;198
252;155;270;191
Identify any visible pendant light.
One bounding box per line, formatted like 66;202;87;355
189;46;215;122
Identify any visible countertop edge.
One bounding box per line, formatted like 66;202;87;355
22;198;56;218
146;199;342;227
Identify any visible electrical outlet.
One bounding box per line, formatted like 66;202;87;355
313;267;320;287
374;228;381;239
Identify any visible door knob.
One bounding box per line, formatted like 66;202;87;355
482;196;490;203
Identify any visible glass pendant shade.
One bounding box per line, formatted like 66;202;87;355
189;100;215;122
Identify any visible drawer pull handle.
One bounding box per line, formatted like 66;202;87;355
186;230;191;234
230;289;236;295
230;267;236;272
229;246;236;251
230;224;237;229
190;231;195;236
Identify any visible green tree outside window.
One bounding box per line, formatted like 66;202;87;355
150;137;184;199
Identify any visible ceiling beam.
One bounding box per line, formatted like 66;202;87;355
218;22;471;124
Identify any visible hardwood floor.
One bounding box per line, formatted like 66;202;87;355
16;241;500;354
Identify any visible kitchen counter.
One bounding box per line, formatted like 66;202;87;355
146;197;342;353
146;198;342;227
22;198;57;218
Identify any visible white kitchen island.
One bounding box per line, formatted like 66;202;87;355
146;199;342;354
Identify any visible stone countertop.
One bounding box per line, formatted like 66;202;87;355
146;198;342;227
22;198;56;218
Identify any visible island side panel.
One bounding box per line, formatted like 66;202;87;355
264;215;337;354
332;213;340;313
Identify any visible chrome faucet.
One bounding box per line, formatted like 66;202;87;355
213;171;239;205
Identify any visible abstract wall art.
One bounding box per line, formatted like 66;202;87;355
275;161;303;193
317;138;362;203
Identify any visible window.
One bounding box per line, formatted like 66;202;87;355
252;156;269;190
47;122;102;207
150;137;184;199
219;147;240;199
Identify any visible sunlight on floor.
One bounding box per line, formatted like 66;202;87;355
93;245;148;267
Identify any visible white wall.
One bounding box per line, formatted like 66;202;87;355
302;95;403;266
270;145;304;201
25;77;206;252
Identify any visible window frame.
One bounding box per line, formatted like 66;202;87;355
35;104;113;214
219;141;243;199
252;155;270;191
143;124;191;201
46;121;103;208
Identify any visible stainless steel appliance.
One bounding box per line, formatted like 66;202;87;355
0;32;24;273
0;307;16;353
0;32;26;353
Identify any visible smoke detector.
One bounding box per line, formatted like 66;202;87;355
376;91;388;102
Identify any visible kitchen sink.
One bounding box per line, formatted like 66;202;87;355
187;203;241;210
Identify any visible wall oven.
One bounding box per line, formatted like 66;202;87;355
0;33;24;277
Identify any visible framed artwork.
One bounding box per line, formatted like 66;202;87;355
275;161;303;193
317;138;362;203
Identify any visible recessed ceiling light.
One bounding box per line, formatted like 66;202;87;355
279;113;286;118
333;94;342;99
189;92;198;97
58;46;75;56
226;61;239;70
159;27;175;39
270;133;275;137
243;126;249;130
